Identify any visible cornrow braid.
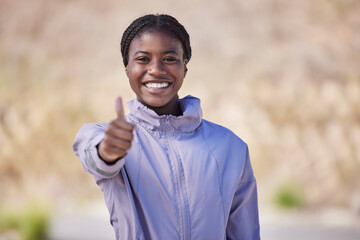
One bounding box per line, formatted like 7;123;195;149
120;14;191;67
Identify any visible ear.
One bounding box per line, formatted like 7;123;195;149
184;60;188;77
125;67;129;77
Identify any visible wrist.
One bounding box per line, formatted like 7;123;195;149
96;142;123;164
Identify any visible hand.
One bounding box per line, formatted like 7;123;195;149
98;97;134;163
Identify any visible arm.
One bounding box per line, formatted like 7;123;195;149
72;97;134;181
72;123;126;181
226;147;261;240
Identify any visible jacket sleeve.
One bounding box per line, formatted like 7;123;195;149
226;146;261;240
72;123;125;182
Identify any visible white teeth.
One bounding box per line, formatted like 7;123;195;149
145;82;169;89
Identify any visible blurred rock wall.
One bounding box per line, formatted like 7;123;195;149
0;0;359;211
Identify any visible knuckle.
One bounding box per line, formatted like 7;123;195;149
124;122;134;130
124;131;131;139
109;119;116;126
103;146;111;154
105;127;114;136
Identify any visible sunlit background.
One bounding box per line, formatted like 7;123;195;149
1;0;360;239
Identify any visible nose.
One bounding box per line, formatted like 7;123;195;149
148;60;166;76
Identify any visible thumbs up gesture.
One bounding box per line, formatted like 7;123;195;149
98;97;134;163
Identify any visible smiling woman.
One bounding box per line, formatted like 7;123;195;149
73;14;260;240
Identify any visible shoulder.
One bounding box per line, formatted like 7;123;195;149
78;122;108;132
75;122;109;139
198;120;251;182
199;119;247;149
78;116;133;132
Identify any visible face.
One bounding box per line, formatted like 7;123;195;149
125;30;187;111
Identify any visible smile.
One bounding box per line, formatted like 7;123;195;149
144;82;170;89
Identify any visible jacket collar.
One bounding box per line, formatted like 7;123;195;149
127;95;202;133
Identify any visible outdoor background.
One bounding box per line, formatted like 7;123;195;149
1;0;360;239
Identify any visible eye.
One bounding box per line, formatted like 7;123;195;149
163;57;178;63
135;57;150;63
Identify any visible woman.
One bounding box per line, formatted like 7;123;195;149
73;14;260;240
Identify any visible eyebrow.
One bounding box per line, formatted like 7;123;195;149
134;51;150;55
134;50;179;56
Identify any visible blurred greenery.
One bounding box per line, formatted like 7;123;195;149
273;183;305;209
0;204;50;240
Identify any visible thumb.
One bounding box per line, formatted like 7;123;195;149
115;96;125;120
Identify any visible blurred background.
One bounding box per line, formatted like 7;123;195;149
1;0;360;239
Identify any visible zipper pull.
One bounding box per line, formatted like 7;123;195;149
165;117;171;128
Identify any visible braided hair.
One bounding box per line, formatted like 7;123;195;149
120;14;191;67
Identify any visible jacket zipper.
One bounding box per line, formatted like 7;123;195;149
165;117;190;240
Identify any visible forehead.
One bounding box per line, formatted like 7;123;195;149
129;31;184;54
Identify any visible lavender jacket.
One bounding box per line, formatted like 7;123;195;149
73;95;260;240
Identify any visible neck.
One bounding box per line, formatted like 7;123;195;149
146;97;183;116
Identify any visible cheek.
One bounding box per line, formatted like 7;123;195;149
177;78;184;89
127;66;142;83
126;72;139;92
173;66;186;83
128;77;139;93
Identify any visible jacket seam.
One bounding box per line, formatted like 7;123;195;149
239;146;255;184
128;117;143;197
135;128;143;196
238;178;256;185
198;126;227;229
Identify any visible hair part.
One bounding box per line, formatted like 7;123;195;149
120;14;191;67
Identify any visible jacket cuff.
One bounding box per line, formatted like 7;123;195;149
85;133;124;177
